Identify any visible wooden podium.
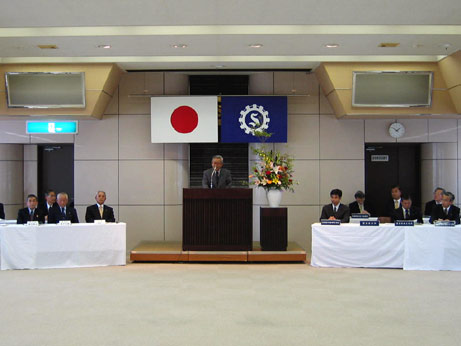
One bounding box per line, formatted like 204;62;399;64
183;188;253;251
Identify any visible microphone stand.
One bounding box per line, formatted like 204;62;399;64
210;167;216;189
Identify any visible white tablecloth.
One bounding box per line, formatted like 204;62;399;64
311;223;405;268
312;223;461;270
0;223;126;270
404;226;461;271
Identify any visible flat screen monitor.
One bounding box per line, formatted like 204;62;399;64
5;72;86;108
352;71;433;107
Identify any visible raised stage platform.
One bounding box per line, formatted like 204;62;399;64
130;241;307;263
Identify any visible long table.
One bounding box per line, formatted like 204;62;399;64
0;223;126;270
311;223;461;271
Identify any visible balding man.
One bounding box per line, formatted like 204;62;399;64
48;192;79;223
85;191;115;223
202;155;232;189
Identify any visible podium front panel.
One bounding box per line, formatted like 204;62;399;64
183;188;253;251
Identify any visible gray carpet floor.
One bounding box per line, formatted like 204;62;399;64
1;263;460;346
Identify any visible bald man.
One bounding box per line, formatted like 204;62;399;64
85;191;115;223
48;192;79;223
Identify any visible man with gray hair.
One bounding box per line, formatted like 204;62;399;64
85;191;115;223
424;187;445;216
430;191;460;224
202;155;232;189
48;192;79;223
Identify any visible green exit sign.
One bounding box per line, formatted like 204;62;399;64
26;121;78;134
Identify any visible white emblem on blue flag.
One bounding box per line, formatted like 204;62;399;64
238;104;270;136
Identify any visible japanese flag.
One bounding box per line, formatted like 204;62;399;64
151;96;218;143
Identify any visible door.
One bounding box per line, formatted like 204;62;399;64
365;143;421;216
37;144;74;205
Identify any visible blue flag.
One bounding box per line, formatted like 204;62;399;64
221;96;287;143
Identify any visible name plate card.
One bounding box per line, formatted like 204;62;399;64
321;219;341;226
395;220;415;227
360;220;380;226
351;213;369;219
434;220;456;227
26;221;39;226
94;219;106;224
58;220;72;226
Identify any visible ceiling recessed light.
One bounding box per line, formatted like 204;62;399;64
412;43;424;48
249;43;263;48
324;43;339;48
97;44;112;49
213;65;226;68
172;44;187;49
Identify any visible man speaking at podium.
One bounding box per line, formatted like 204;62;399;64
202;155;232;189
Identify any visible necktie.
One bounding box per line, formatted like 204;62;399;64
61;207;66;217
444;208;448;216
30;209;34;221
359;204;363;213
99;205;104;218
405;209;410;220
394;200;399;209
334;206;337;213
212;171;219;189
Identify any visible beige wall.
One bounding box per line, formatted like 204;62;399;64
1;71;460;252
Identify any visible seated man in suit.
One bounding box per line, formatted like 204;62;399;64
202;155;232;189
85;191;116;223
424;187;445;216
17;194;46;224
48;192;79;223
430;191;460;224
0;202;5;219
391;194;423;223
349;190;374;216
320;188;350;223
39;189;58;214
384;185;402;217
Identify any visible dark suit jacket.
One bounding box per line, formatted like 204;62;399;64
391;206;423;223
430;204;460;224
424;200;441;217
85;204;115;223
48;206;79;224
320;203;350;223
384;199;402;217
38;201;59;216
202;168;232;189
17;208;46;224
0;203;5;219
348;201;374;216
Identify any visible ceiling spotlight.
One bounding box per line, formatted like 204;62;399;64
324;43;339;48
249;43;263;48
412;43;424;48
97;45;112;49
172;44;188;48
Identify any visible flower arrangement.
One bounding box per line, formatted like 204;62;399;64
250;147;296;192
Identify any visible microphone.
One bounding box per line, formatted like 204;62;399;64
211;167;216;189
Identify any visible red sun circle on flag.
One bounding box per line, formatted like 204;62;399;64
170;106;199;134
